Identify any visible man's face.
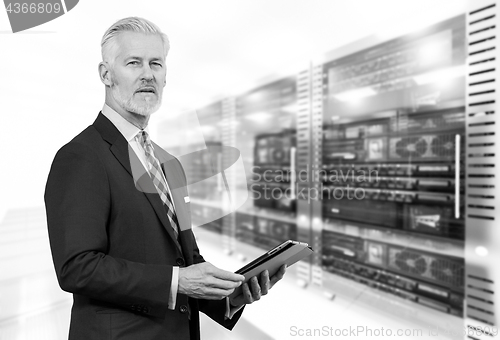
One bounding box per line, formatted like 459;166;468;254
107;31;166;116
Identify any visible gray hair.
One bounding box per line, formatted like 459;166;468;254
101;17;170;64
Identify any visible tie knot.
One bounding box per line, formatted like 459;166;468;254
137;130;152;147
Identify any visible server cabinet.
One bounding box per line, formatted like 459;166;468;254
187;102;226;235
228;78;304;269
158;101;234;248
314;15;468;324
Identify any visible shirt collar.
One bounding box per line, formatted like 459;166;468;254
101;103;148;142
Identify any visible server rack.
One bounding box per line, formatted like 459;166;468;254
188;102;226;235
316;15;467;319
159;101;233;249
230;78;300;263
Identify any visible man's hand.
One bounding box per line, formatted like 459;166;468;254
178;262;244;300
229;264;287;307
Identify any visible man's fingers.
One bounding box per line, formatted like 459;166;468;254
249;276;261;301
210;267;245;282
184;263;286;301
269;264;287;288
179;263;245;299
242;283;254;304
201;287;236;300
206;277;242;290
260;270;270;295
270;270;285;286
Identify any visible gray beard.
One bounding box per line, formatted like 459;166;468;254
111;85;162;117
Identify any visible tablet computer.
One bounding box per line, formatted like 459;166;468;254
229;240;313;298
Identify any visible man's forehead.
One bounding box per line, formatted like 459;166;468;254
115;31;165;59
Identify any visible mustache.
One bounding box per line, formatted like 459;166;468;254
135;82;158;94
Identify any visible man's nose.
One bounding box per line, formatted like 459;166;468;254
140;64;154;81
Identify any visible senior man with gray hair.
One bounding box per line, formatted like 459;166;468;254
45;17;286;340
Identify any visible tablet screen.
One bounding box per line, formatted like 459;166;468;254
235;240;295;275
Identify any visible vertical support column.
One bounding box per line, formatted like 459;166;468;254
221;97;236;254
295;67;313;287
310;64;324;288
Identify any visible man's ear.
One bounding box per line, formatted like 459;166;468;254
98;62;112;86
163;66;167;87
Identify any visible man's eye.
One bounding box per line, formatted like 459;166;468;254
152;63;163;68
128;61;139;65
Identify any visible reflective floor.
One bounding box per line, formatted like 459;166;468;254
0;208;72;340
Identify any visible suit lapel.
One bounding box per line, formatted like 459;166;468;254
93;113;182;252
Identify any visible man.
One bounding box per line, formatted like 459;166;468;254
45;17;286;340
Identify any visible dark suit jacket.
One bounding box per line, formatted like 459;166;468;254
44;113;243;340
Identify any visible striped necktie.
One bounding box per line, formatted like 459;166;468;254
136;130;179;237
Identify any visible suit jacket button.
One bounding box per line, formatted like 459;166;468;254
180;305;188;313
176;257;185;266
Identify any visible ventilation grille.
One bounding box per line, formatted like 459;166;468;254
466;2;497;223
296;68;312;193
311;65;325;286
467;274;496;327
295;68;313;284
311;65;323;197
465;0;499;337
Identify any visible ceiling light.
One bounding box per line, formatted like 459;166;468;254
333;87;376;102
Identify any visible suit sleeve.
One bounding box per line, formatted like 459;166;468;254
44;142;173;318
190;230;245;329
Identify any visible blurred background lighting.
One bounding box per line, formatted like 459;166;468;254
475;246;489;257
413;65;464;86
333;87;377;102
244;111;272;122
